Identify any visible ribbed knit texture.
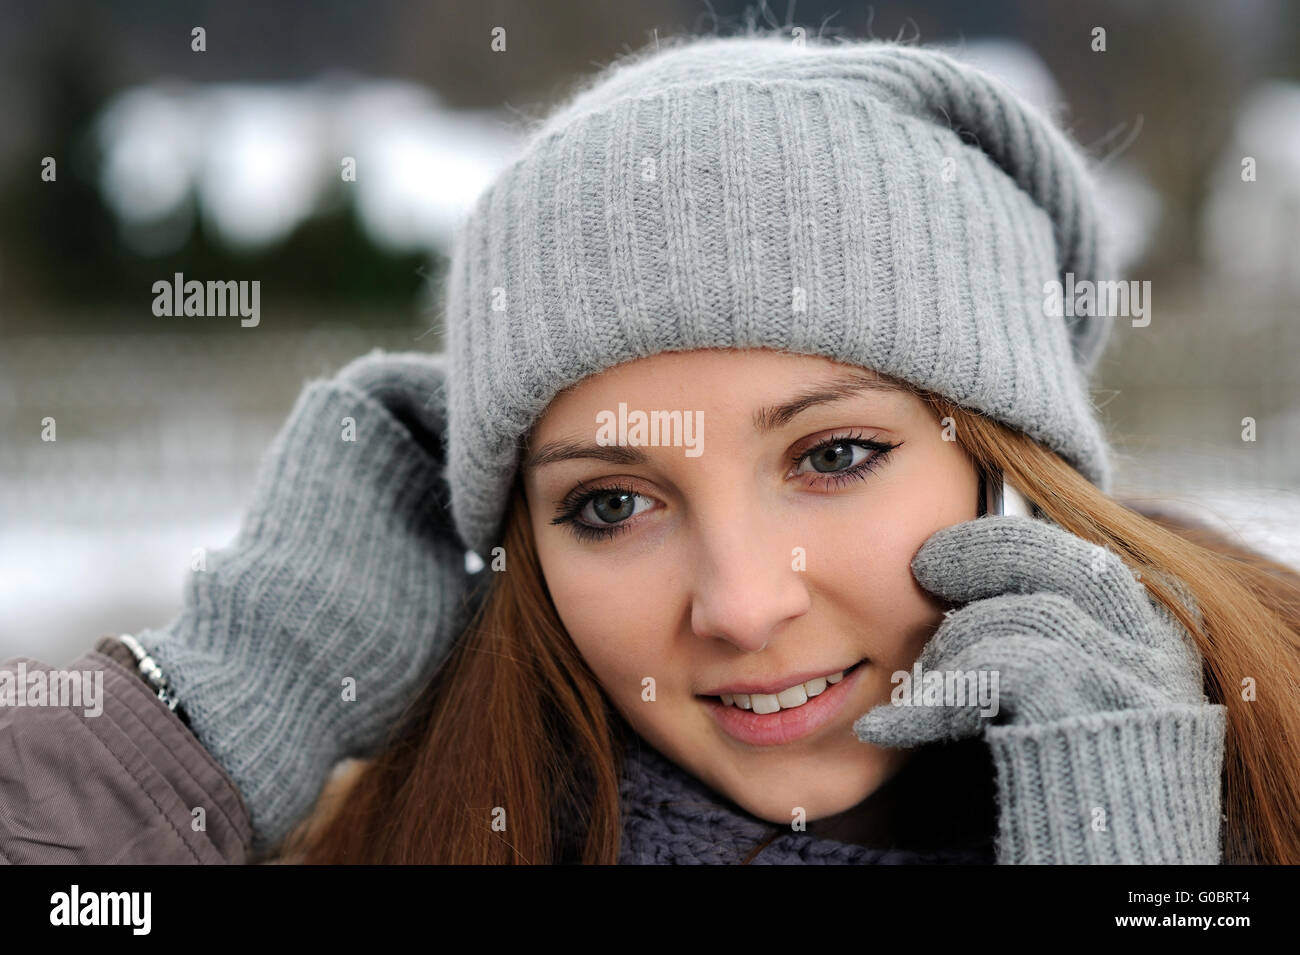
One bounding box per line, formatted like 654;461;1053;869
986;706;1226;863
443;33;1117;557
134;351;487;852
853;515;1227;863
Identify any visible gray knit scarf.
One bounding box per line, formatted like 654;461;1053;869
613;735;997;865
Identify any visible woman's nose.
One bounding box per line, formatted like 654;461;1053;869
687;506;812;652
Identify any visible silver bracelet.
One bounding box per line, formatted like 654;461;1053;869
116;633;183;715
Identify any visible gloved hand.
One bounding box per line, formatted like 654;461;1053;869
853;515;1226;863
133;348;487;855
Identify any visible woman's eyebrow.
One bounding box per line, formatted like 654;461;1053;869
524;440;649;471
523;369;903;471
751;370;906;435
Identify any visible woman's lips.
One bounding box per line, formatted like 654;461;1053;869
700;661;868;746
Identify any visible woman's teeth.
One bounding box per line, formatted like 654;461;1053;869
720;670;846;715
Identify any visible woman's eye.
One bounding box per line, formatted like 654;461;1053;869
579;489;654;526
795;440;872;474
552;434;899;543
790;433;902;488
551;483;657;542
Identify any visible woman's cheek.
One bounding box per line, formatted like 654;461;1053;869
820;513;948;668
547;574;666;705
566;619;672;740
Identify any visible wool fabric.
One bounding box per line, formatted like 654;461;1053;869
614;733;998;864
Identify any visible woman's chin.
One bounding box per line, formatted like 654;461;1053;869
712;757;899;826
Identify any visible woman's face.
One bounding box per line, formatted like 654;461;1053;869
522;348;980;825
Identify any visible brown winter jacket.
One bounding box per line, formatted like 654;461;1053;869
0;636;253;864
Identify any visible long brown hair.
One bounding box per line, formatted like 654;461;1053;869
286;384;1300;865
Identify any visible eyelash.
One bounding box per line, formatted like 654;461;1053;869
550;430;902;543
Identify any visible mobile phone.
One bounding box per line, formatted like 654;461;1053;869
982;469;1035;518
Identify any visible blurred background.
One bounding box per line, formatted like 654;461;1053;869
1;0;1298;664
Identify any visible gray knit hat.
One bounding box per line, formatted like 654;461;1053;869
442;33;1116;558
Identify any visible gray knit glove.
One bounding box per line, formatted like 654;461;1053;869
853;515;1226;864
133;348;486;854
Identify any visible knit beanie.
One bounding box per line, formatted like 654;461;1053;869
442;32;1116;558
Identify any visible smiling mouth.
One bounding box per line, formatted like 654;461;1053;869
699;660;867;715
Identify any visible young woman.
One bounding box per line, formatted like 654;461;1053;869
285;349;1300;865
289;32;1300;864
3;30;1298;866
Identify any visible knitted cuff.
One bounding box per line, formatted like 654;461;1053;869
984;704;1227;864
135;377;475;853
